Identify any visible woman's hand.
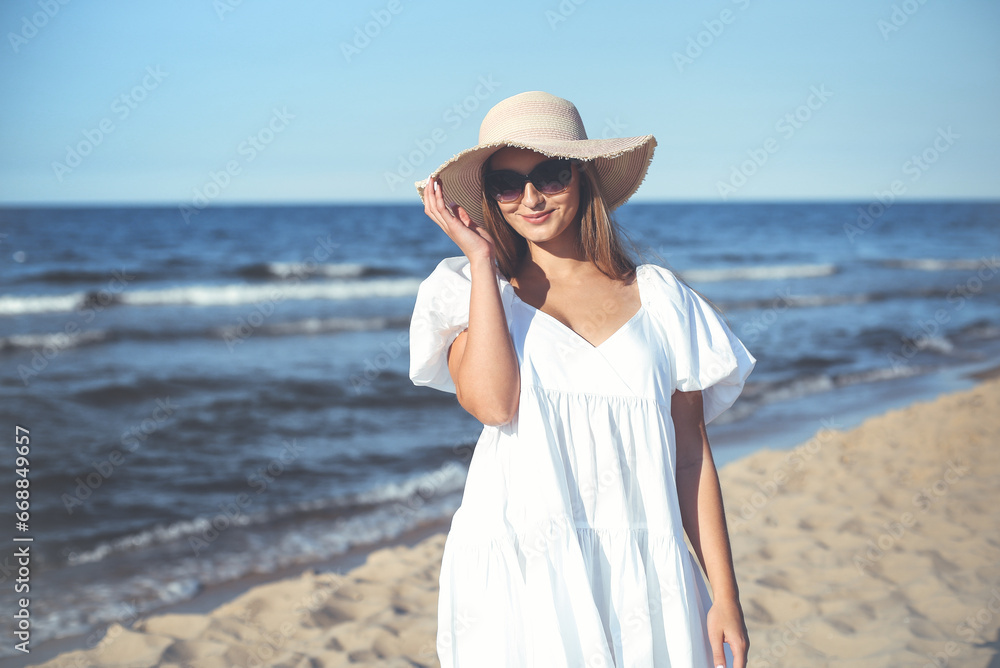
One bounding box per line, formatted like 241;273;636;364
706;596;749;667
423;177;495;264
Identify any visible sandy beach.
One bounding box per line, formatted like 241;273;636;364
30;373;1000;668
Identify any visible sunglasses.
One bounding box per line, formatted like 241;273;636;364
484;158;577;203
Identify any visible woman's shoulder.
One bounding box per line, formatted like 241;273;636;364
638;262;690;304
638;262;678;280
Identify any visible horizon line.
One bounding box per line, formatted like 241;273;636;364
2;196;998;209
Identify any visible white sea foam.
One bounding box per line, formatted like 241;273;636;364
0;329;108;351
881;258;996;271
124;278;422;307
264;261;369;279
0;277;423;316
68;461;468;567
680;263;838;282
0;292;87;315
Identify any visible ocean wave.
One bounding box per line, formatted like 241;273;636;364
725;293;873;310
0;277;424;315
235;261;398;280
899;334;955;355
124;278;422;308
724;284;1000;311
212;315;409;339
0;292;87;315
831;364;929;387
11;268;156;285
679;263;838;282
690;363;933;422
955;319;1000;342
878;257;999;272
9;262;395;286
66;461;468;568
747;365;929;407
0;329;110;353
352;461;468;505
0;316;408;357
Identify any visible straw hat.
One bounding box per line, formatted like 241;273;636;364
414;91;656;225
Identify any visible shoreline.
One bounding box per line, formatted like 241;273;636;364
21;361;1000;667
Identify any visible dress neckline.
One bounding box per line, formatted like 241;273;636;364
502;264;648;351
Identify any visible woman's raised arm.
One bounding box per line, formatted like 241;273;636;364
423;177;519;426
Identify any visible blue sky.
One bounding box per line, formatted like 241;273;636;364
1;0;997;205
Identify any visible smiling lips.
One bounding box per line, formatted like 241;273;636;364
521;210;553;223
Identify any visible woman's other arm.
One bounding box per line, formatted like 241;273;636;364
673;389;749;668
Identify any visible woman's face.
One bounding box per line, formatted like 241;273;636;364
485;147;581;247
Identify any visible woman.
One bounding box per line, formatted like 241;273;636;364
409;91;755;668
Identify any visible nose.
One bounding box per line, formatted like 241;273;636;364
522;181;543;208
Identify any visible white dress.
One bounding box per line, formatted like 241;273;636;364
409;255;756;668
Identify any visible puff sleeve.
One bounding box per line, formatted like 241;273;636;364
408;256;474;394
646;264;757;424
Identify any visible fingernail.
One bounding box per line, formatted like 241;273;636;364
433;179;439;193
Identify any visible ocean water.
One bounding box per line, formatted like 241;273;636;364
0;201;998;658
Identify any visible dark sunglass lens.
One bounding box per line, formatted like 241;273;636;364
534;160;574;194
495;187;522;202
486;173;524;202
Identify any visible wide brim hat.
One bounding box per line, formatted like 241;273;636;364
414;91;656;225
